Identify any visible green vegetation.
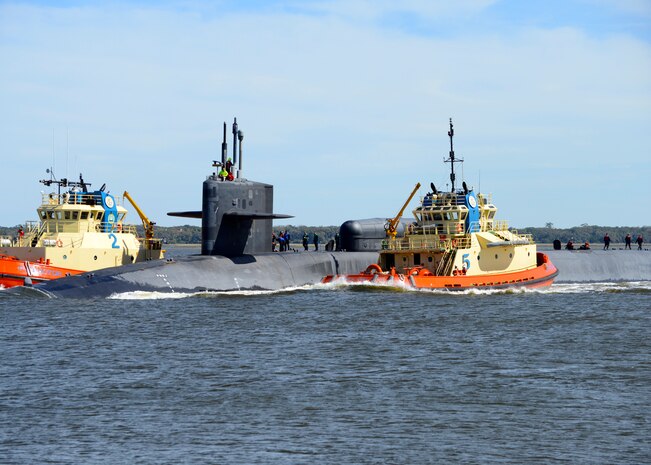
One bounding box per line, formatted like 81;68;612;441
1;224;648;245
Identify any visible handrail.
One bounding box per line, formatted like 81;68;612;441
417;192;493;208
39;192;124;207
385;235;472;252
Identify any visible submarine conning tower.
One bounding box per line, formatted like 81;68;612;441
202;177;276;256
169;118;292;257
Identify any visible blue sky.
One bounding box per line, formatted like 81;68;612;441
1;0;650;228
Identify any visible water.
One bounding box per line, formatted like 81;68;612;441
1;279;650;464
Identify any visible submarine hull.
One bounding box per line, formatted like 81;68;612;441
13;249;651;298
545;249;651;283
23;251;379;298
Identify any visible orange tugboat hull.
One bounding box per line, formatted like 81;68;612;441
0;254;82;289
322;252;558;290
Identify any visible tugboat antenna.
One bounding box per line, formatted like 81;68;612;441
444;118;463;193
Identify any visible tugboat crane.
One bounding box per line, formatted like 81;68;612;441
385;183;421;239
123;191;156;240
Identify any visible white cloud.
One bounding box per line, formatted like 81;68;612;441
585;0;651;17
295;0;498;21
0;2;649;229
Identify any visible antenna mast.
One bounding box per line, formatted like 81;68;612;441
444;118;463;193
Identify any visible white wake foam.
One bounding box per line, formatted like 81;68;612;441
107;284;319;300
106;280;651;299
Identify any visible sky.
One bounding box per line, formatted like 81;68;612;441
1;0;650;228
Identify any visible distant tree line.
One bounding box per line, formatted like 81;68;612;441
1;223;648;246
0;224;340;245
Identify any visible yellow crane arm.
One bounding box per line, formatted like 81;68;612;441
123;191;156;239
385;182;421;238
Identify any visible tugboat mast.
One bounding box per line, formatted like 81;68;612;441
40;169;90;196
444;118;463;193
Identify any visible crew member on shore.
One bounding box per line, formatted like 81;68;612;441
302;232;308;251
603;233;610;250
637;235;644;250
313;232;319;251
625;234;632;249
565;240;574;250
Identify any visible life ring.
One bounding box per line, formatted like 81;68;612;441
365;263;383;274
56;239;63;248
456;223;463;233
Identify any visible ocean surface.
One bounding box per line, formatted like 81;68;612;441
1;247;650;464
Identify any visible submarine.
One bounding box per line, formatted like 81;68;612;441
10;118;651;298
16;118;379;298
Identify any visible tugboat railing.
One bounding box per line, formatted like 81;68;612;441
41;192;124;207
418;192;493;207
386;235;472;251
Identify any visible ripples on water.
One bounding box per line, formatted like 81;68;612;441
1;281;650;464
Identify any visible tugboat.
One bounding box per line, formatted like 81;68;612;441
323;119;558;290
0;171;164;288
